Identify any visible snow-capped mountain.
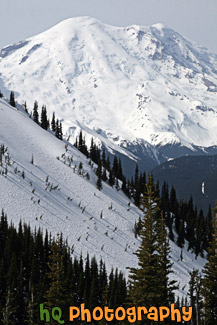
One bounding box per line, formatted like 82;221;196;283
1;17;217;170
0;98;205;297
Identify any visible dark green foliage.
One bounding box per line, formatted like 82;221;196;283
0;211;126;323
108;170;115;187
40;105;49;130
44;234;67;322
55;119;63;140
23;101;28;113
74;131;88;157
33;101;39;124
128;175;177;309
160;181;211;256
152;154;217;213
0;90;3;98
202;206;217;323
9;91;16;107
74;133;211;258
51;112;56;132
96;161;102;191
188;269;203;324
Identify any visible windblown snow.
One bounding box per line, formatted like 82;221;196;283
0;17;217;154
0;98;205;297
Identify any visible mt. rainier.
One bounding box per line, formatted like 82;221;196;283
1;17;217;172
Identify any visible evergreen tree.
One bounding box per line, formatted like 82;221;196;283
55;119;63;140
155;213;178;306
108;170;114;187
40;105;49;130
102;168;107;182
51;112;56;132
44;234;67;322
202;204;217;323
188;269;203;324
24;101;28;113
1;288;18;324
186;196;196;251
96;162;102;191
102;148;106;168
128;174;161;308
33;101;39;124
9;91;16;107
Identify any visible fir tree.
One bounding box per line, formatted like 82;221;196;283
40;105;49;130
155;213;178;306
33;101;39;124
128;174;161;308
108;170;114;187
9;91;16;107
51;112;56;132
112;155;118;178
24;101;28;113
188;269;203;324
202;204;217;323
96;162;102;191
44;234;67;322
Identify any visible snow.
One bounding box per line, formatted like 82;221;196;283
0;98;206;298
202;182;205;194
0;17;217;163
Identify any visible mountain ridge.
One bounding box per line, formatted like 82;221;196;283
1;17;217;172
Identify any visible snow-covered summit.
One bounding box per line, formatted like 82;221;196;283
0;17;217;163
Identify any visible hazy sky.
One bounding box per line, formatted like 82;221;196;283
1;0;217;53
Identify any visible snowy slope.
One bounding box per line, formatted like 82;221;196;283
0;17;217;165
0;98;205;297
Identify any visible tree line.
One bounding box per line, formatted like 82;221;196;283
0;211;126;324
74;131;212;258
0;178;216;323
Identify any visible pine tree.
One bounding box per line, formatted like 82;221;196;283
1;288;18;324
51;112;56;132
102;168;107;182
44;234;67;323
102;148;106;168
40;105;49;130
155;213;178;306
9;91;16;107
128;174;161;308
186;196;196;251
59;122;63;140
188;269;203;324
55;121;63;140
108;170;114;187
117;158;123;180
33;101;39;124
96;162;102;191
24;101;28;113
202;204;217;323
112;155;118;178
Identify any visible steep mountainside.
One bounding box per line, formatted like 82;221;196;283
1;17;217;173
0;98;205;296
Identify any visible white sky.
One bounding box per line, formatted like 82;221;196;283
1;0;217;53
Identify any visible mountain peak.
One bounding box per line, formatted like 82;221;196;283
0;17;217;165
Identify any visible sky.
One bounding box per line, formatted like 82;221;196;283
0;0;217;53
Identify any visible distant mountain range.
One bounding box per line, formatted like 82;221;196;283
1;17;217;175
